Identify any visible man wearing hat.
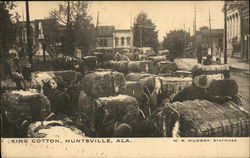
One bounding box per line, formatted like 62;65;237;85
9;56;26;89
171;75;232;104
172;75;210;102
203;55;213;65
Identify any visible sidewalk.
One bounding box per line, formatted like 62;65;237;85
175;57;249;76
222;57;249;71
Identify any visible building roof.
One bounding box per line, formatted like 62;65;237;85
97;26;115;37
197;28;224;37
114;29;131;32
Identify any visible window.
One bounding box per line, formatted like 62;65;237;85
99;39;108;47
121;37;125;46
126;37;130;45
115;37;119;46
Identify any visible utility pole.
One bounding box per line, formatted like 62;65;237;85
224;2;227;64
184;23;186;58
130;11;132;50
139;28;142;47
66;1;70;55
22;6;24;22
209;9;213;56
193;3;197;59
25;1;32;69
95;12;99;50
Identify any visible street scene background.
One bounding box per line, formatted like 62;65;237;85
0;1;249;138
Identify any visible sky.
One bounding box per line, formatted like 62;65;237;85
13;1;225;41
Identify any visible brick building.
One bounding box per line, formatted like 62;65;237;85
96;26;133;50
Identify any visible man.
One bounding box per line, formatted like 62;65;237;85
203;55;213;65
171;75;231;104
197;42;203;64
9;56;26;89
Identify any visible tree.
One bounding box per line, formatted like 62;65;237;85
199;26;209;32
133;12;159;51
49;1;95;56
162;30;191;58
0;1;19;58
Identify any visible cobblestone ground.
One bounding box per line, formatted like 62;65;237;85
230;71;249;112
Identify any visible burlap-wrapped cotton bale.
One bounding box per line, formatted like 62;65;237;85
126;53;139;61
126;73;154;81
25;79;41;90
123;81;144;99
141;60;155;73
32;71;62;92
158;76;192;98
112;61;129;74
113;72;127;94
161;100;249;137
2;90;51;122
80;71;126;98
191;64;230;77
33;70;77;83
206;73;224;80
101;60;113;69
157;61;178;76
1;79;17;90
1;78;40;91
138;54;147;61
77;90;93;115
95;68;112;72
53;70;78;82
173;70;192;78
139;76;157;93
128;61;154;73
147;55;166;62
32;71;57;89
27;120;85;138
83;56;97;71
208;79;238;96
95;95;139;121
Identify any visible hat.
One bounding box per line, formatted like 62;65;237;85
193;75;211;88
191;64;203;78
207;55;212;59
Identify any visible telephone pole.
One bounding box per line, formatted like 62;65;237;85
25;1;32;69
139;28;142;47
193;3;197;59
95;12;99;50
209;9;213;55
224;2;227;64
66;1;71;55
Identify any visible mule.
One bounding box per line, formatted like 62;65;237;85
42;79;72;116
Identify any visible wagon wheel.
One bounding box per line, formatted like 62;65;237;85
148;111;164;137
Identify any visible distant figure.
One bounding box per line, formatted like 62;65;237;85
9;55;26;90
216;57;221;64
197;45;203;64
203;55;213;65
113;51;129;61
